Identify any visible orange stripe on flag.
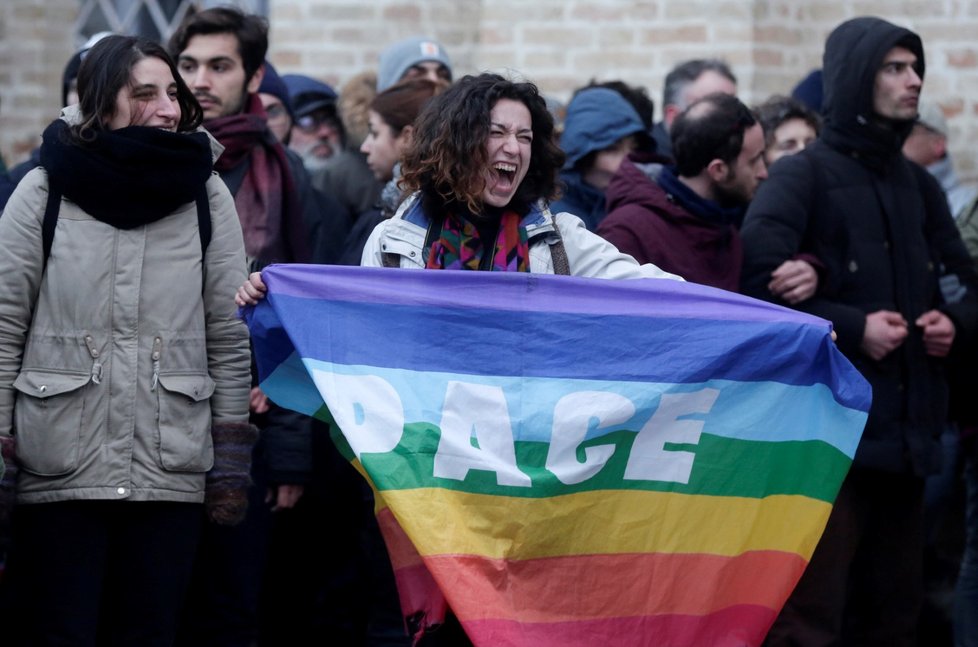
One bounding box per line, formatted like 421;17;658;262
421;550;807;623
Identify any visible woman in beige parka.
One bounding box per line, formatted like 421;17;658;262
0;35;252;646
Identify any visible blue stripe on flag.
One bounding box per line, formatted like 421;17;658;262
286;361;864;457
262;294;869;412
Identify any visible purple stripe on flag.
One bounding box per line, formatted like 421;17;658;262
260;264;828;328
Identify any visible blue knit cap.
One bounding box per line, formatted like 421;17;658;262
257;62;294;120
791;69;823;114
377;36;452;91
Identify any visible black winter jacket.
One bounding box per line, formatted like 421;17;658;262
740;17;978;477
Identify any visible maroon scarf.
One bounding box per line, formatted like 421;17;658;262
206;94;309;264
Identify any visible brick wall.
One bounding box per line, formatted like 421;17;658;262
0;0;76;169
3;0;977;183
266;0;978;183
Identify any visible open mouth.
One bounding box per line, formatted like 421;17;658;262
493;162;517;184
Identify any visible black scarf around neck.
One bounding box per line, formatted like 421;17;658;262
39;119;213;229
821;117;915;174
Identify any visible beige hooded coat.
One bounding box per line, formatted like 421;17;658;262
0;107;251;503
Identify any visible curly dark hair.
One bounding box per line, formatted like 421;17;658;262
754;95;821;149
400;73;565;216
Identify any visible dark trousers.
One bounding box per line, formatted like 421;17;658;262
765;468;925;647
257;423;411;647
0;500;202;647
176;447;272;647
258;427;366;646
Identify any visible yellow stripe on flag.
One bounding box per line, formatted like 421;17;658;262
382;488;831;561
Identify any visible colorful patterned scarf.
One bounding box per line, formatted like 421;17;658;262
206;94;310;264
426;210;530;272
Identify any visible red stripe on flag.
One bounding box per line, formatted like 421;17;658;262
425;550;805;622
378;507;449;631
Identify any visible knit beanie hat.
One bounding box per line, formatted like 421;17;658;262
377;36;452;91
258;61;295;120
791;69;823;114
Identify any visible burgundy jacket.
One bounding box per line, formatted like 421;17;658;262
597;159;742;292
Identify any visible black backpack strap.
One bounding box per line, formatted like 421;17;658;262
549;217;571;276
197;186;211;258
41;181;212;269
42;181;61;267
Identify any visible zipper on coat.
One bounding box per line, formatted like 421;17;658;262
151;336;162;391
84;334;103;385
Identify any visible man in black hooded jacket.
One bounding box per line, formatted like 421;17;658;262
741;16;978;646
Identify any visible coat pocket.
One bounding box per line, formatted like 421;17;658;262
12;370;91;476
156;373;216;472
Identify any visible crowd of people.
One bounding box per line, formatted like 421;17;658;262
0;6;976;647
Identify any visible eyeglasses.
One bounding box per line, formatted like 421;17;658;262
295;111;339;133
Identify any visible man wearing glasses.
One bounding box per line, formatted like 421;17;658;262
282;74;344;172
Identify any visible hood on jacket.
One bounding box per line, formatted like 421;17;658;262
560;88;646;170
59;104;226;164
821;16;924;160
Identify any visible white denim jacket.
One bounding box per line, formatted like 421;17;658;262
362;192;684;281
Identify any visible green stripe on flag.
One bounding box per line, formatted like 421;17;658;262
339;422;850;502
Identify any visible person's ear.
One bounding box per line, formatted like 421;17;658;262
663;104;682;127
705;158;728;183
396;124;414;151
246;64;265;95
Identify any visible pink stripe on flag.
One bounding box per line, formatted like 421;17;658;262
460;604;777;647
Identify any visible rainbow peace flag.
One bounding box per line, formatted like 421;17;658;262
244;264;870;647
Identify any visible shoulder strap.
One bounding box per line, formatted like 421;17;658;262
549;217;571;276
42;181;61;266
42;183;212;269
197;186;211;257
